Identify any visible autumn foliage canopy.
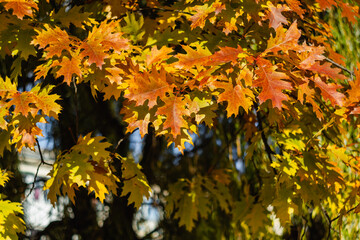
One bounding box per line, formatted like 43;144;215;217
1;0;360;238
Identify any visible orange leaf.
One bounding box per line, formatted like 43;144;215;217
52;56;82;85
347;63;360;104
156;95;190;138
8;92;34;116
266;2;290;30
298;45;326;69
125;67;173;108
189;4;213;29
0;0;38;19
305;62;346;80
32;87;62;119
264;21;301;54
174;44;212;70
315;0;337;10
339;2;360;24
79;41;108;68
254;58;292;109
208;46;244;65
79;21;129;68
313;77;345;107
213;79;254;117
223;18;238;35
285;0;305;18
31;24;73;58
124;111;150;138
146;46;173;66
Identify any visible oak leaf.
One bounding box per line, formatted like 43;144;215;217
44;134;120;205
304;62;346;80
264;21;301;54
156;95;191;138
223;18;238;35
31;24;73;58
189;4;213;29
52;56;82;85
266;2;290;30
174;43;212;70
285;0;305;18
213;78;254;117
8;92;34;117
0;0;38;19
120;157;151;209
146;46;172;66
208;46;245;66
338;2;360;24
313;77;345;107
254;58;292;109
79;21;129;68
125;67;173;108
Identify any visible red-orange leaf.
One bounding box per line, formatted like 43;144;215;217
298;45;326;69
79;41;108;68
266;2;290;30
347;63;360;104
305;62;346;80
313;77;345;107
285;0;305;18
125;67;173;108
316;0;337;10
254;58;292;109
156;95;190;138
208;46;244;66
339;2;360;24
0;0;38;19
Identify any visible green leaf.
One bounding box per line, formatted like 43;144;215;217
51;6;92;28
16;29;36;60
120;157;151;209
44;134;120;205
122;13;145;42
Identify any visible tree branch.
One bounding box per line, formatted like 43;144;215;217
72;77;79;139
22;139;52;203
330;205;358;223
325;57;355;80
255;105;277;175
22;163;42;203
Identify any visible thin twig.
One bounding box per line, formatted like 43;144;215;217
112;132;131;154
325;57;355;80
36;139;52;166
72;77;79;138
22;140;53;203
23;161;42;202
255;105;277;175
330;205;358;222
136;6;193;15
